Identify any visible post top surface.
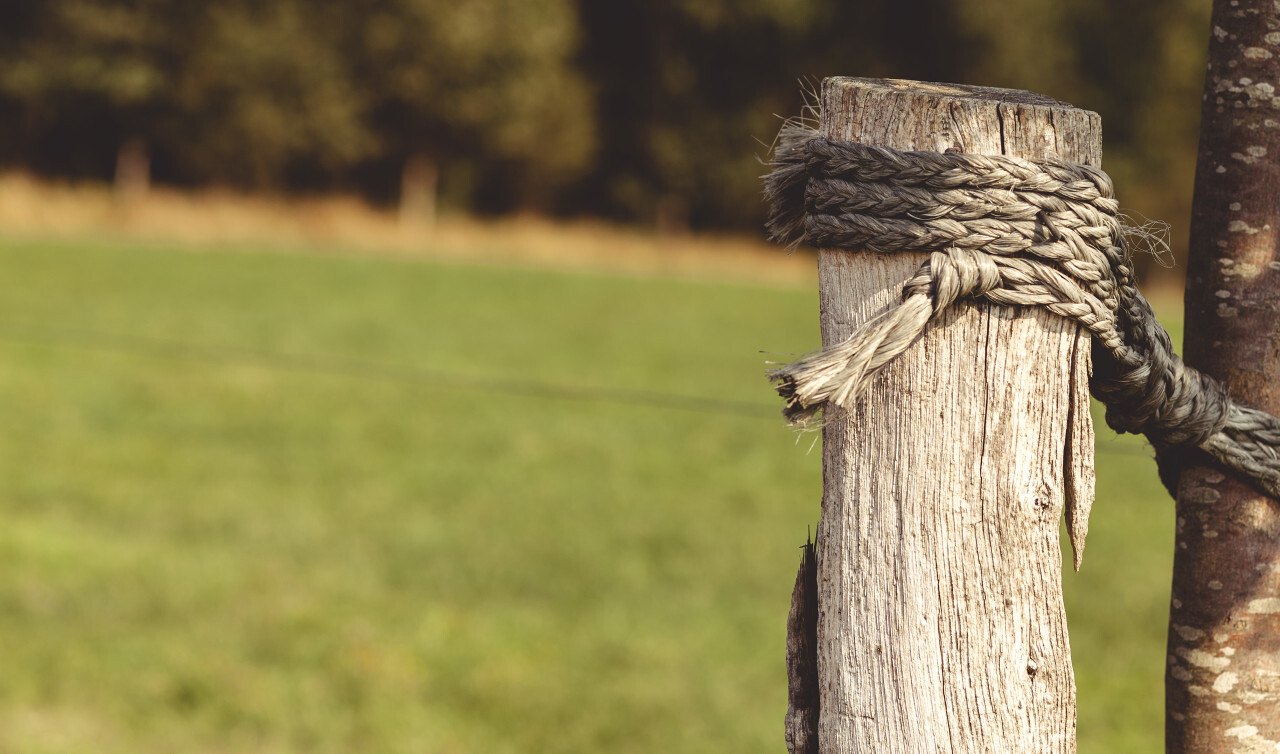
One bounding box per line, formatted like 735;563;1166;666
827;77;1084;112
821;76;1101;164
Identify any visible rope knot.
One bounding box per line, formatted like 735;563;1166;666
764;123;1280;500
925;248;1002;312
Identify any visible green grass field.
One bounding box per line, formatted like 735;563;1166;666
0;238;1174;752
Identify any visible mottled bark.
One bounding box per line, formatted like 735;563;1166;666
1167;1;1280;751
810;77;1096;753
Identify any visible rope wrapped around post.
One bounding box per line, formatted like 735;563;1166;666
765;122;1280;500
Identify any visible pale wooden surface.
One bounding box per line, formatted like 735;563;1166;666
813;77;1098;753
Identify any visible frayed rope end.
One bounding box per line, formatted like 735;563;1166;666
764;122;820;249
771;371;826;427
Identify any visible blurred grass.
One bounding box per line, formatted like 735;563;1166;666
0;237;1176;752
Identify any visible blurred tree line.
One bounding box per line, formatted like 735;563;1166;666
0;0;1210;253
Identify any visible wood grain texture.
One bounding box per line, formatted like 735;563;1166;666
785;540;819;754
813;77;1099;753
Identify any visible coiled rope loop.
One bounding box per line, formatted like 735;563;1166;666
765;124;1280;498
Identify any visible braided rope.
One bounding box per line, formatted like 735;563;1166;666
765;124;1280;499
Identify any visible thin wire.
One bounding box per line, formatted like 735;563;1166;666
0;319;1167;452
0;320;779;420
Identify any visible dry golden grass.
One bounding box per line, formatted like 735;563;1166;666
0;170;1188;310
0;172;817;287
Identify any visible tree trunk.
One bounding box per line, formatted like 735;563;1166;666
114;137;150;201
399;153;438;230
795;77;1099;753
1166;0;1280;749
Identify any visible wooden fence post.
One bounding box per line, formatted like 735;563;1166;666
1166;0;1280;747
784;77;1100;753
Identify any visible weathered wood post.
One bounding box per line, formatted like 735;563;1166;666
1166;0;1280;747
783;77;1100;753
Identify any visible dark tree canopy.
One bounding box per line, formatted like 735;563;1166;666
0;0;1211;250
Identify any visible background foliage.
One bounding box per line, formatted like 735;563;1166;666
0;0;1211;248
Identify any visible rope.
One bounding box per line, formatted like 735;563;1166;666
764;122;1280;499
